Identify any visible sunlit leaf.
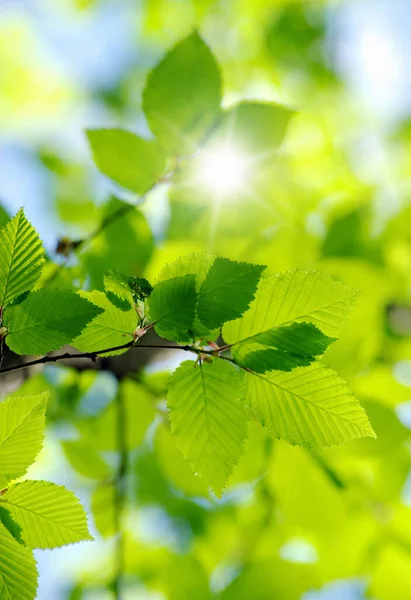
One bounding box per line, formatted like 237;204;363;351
245;363;375;448
5;289;102;355
0;523;38;600
0;481;93;549
197;257;265;329
143;31;221;154
167;359;247;496
72;290;137;356
0;393;48;488
148;274;198;341
0;209;44;309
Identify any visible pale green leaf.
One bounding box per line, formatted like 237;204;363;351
0;481;93;549
197;257;265;329
0;208;44;309
0;393;48;487
245;363;375;448
4;289;102;356
148;274;197;342
0;522;38;600
223;270;359;352
143;31;222;155
86;129;165;194
155;424;210;497
62;439;110;480
167;360;247;496
72;290;137;356
211;101;294;156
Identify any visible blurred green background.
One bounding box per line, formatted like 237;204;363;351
2;0;411;598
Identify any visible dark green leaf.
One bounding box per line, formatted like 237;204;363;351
148;274;198;341
197;257;265;329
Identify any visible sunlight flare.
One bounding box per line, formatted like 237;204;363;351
197;146;248;195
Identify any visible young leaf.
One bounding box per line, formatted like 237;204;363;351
0;393;48;487
104;270;153;308
223;269;359;352
0;523;38;600
197;257;265;329
0;208;44;309
148;274;198;342
4;289;103;356
245;363;375;448
236;322;335;373
86;129;165;194
72;290;137;356
0;481;93;549
167;360;247;496
142;31;222;155
211;101;294;155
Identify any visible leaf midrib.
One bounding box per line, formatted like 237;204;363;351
230;295;357;349
248;368;371;434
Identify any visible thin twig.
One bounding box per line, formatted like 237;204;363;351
0;342;184;376
0;341;237;376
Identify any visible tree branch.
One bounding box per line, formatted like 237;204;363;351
0;341;237;376
0;342;186;376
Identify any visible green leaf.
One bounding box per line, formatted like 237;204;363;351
72;290;137;356
153;253;216;339
62;439;110;480
155;253;214;285
0;481;93;549
197;257;265;329
167;360;247;496
142;31;222;155
0;522;38;600
148;274;198;342
211;101;294;156
0;208;45;309
86;129;165;194
4;289;102;356
0;393;48;487
236;322;335;373
245;363;376;448
223;270;359;353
